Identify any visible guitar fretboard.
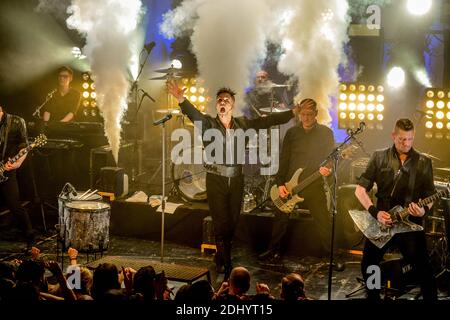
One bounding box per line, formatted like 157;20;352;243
399;189;449;219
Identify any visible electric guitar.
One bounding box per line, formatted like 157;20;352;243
270;143;359;214
0;134;47;183
349;187;450;248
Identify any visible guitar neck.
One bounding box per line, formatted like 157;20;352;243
399;190;448;219
292;170;322;195
8;145;33;164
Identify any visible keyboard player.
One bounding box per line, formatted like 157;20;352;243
42;66;80;123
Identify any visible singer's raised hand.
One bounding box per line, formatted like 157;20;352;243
167;80;186;103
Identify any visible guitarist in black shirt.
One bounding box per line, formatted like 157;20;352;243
0;105;34;249
354;118;437;300
258;99;345;271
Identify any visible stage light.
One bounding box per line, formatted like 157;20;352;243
198;96;205;103
436;132;444;139
190;95;197;102
171;59;182;69
91;101;97;107
198;87;205;94
338;82;385;130
447;102;450;109
376;104;385;112
447;112;450;119
436;122;444;129
82;82;89;89
189;86;197;94
437;101;445;109
91;83;95;90
447;123;450;130
182;78;189;85
83;73;90;81
426;110;434;119
83;91;90;98
426;100;434;108
426;90;434;98
387;67;405;89
90;92;97;99
407;0;432;16
425;131;433;139
438;91;445;99
82;100;89;107
436;111;444;119
425;121;433;129
377;114;384;121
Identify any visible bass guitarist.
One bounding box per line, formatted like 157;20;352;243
354;118;437;300
258;99;345;271
0;105;35;250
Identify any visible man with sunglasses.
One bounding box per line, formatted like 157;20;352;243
168;80;298;280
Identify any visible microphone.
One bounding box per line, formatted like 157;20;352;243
153;114;172;126
139;89;156;102
359;121;366;131
415;109;433;118
144;41;156;53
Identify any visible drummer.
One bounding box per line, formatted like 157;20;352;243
244;70;290;119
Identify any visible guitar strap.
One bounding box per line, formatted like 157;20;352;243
404;154;419;206
1;114;12;161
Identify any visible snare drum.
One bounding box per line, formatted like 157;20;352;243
63;201;111;252
58;191;102;241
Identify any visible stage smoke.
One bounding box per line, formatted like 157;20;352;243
161;0;350;123
66;0;143;163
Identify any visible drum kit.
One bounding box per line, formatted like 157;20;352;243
57;185;111;253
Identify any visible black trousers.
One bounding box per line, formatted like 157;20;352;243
267;182;331;256
0;170;33;239
361;231;437;300
206;172;244;269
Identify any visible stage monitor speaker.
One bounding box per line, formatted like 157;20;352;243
100;167;128;198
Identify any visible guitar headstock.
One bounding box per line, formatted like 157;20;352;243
31;134;48;148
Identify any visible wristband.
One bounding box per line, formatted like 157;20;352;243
368;205;379;219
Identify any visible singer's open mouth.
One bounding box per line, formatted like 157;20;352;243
220;107;225;113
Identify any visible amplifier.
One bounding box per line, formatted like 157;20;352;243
100;167;129;198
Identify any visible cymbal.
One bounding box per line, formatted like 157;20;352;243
153;67;182;74
149;75;181;80
436;167;450;172
156;109;181;115
259;107;288;113
257;83;291;89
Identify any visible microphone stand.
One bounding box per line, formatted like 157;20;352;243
129;44;155;182
153;115;173;263
33;92;55;119
325;123;365;300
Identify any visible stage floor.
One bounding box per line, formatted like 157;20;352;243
1;235;449;300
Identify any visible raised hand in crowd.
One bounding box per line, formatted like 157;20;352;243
68;247;78;265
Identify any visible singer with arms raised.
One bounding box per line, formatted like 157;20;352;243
354;118;437;300
167;80;298;280
42;66;80;123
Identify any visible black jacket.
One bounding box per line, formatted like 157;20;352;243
357;145;435;223
0;113;28;162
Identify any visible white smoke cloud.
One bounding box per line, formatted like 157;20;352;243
160;0;350;123
276;0;350;125
35;0;72;21
66;0;143;163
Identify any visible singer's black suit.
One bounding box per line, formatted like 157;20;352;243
357;146;437;300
